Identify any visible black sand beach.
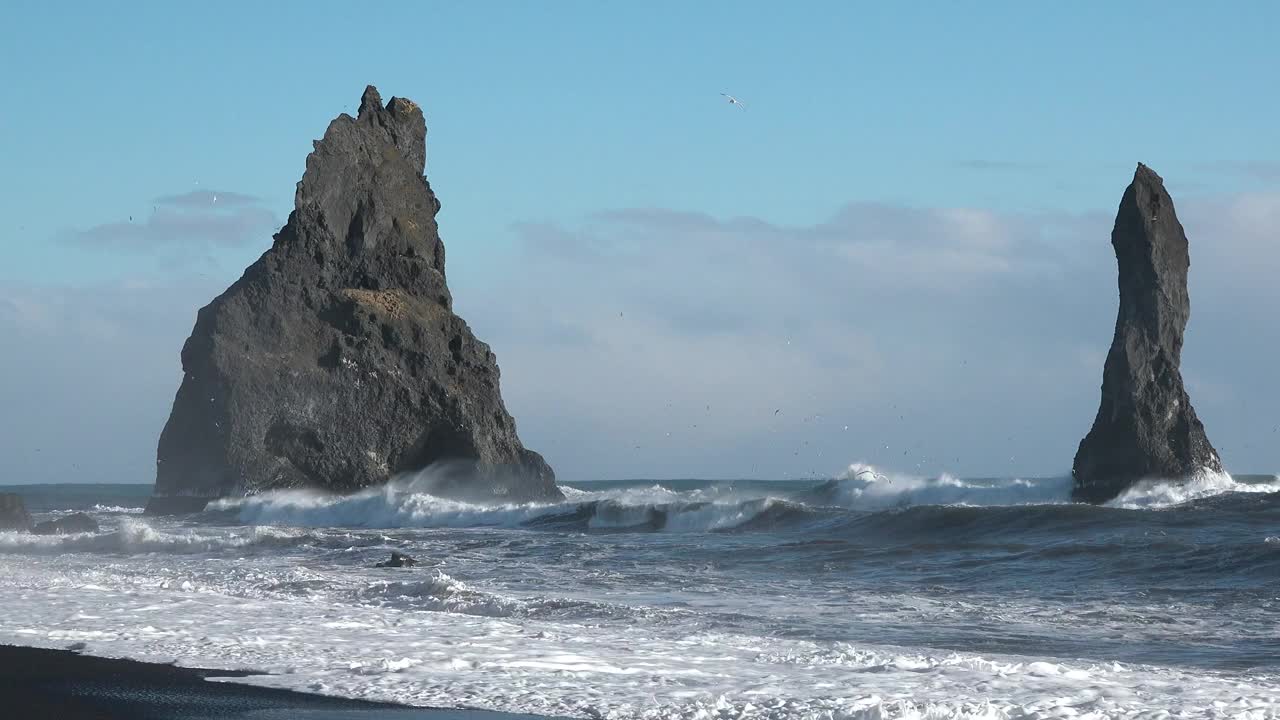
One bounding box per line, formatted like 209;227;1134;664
0;645;550;720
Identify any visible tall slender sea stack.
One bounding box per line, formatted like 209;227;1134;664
146;86;558;514
1072;163;1221;503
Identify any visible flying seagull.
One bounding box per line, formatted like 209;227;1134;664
853;469;889;484
720;93;746;110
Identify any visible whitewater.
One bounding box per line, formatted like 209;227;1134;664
2;467;1278;719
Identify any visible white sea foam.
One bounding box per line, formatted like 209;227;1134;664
219;483;565;529
0;519;305;555
0;549;1274;720
1;494;1277;720
1106;468;1280;509
221;480;793;534
831;463;1280;511
89;504;145;514
216;464;1276;537
44;505;144;515
359;570;525;618
829;463;1073;509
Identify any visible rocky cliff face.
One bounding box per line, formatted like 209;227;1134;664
148;86;558;511
1072;163;1222;503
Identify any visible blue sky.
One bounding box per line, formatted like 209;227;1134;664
1;2;1278;484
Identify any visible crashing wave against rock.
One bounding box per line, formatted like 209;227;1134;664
147;86;558;514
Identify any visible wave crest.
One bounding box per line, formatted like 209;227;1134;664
223;479;802;534
218;483;562;529
1105;469;1280;509
805;463;1073;510
205;463;1280;535
0;519;306;555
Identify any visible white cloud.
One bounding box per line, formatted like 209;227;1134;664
153;190;262;209
0;282;217;485
1193;161;1280;183
460;191;1280;480
5;188;1278;485
60;189;280;256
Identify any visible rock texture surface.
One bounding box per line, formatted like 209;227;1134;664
149;86;558;511
1072;163;1222;503
375;551;418;568
0;493;32;531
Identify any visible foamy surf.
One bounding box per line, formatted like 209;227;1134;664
0;519;307;555
1105;469;1280;509
359;570;527;618
219;485;565;529
825;463;1074;509
827;463;1277;511
2;478;1276;719
207;463;1280;539
0;549;1274;720
220;480;793;533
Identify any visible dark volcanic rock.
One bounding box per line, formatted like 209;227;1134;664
150;86;558;505
0;493;32;531
375;551;417;568
32;513;99;535
1072;163;1223;504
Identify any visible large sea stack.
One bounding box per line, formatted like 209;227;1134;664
1072;163;1222;503
147;86;558;513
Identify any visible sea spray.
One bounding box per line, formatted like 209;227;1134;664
1;476;1277;718
1105;469;1280;509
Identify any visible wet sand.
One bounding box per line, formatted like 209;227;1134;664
0;644;551;720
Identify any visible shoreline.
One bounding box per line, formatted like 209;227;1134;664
0;644;552;720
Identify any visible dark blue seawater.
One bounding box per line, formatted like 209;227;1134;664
7;482;151;513
2;473;1278;717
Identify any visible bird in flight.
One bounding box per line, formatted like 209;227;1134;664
853;469;889;484
720;93;746;110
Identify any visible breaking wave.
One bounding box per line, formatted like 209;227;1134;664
206;463;1280;543
221;485;564;529
87;504;145;514
2;470;1278;719
805;463;1074;509
0;519;308;555
1105;469;1280;509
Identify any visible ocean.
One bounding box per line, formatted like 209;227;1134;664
1;468;1278;718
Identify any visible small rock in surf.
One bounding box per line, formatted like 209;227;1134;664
375;551;418;568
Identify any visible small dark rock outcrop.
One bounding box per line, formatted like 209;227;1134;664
1072;163;1223;503
148;86;559;510
32;513;99;536
0;493;32;531
375;551;417;568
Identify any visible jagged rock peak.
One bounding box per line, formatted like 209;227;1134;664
299;85;429;219
1071;163;1222;504
1133;161;1160;183
358;85;383;116
147;86;558;513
